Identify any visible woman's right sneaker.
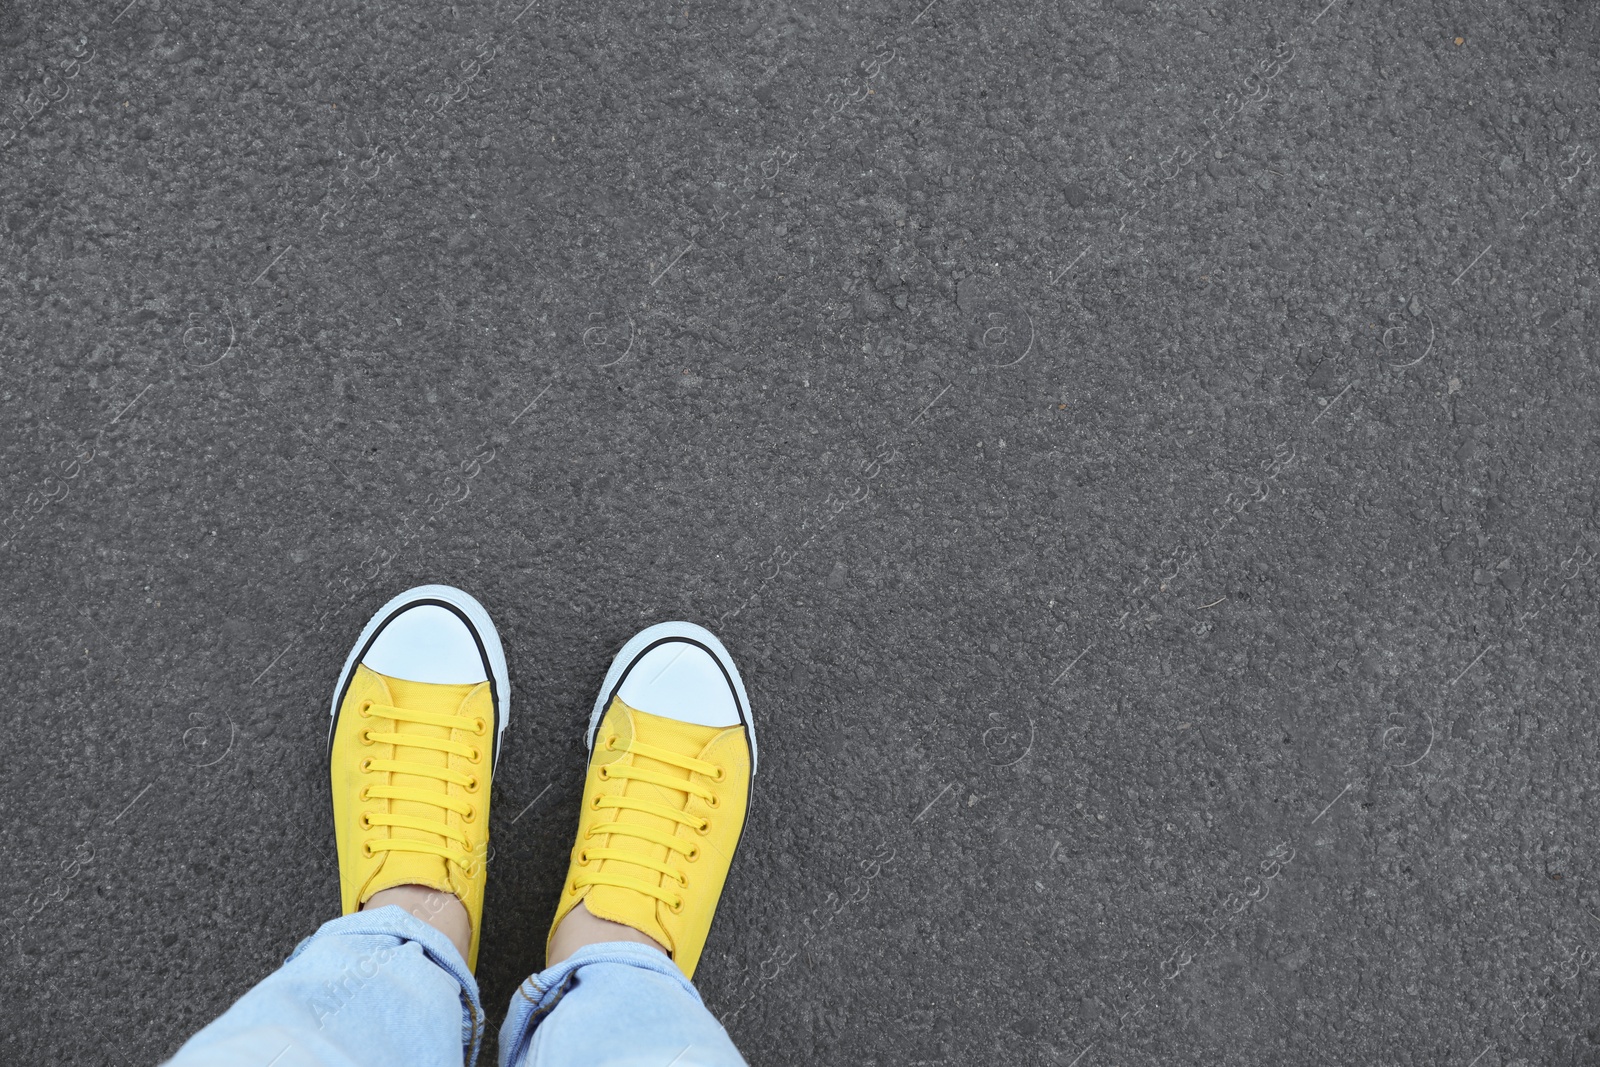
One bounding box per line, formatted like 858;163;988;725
547;622;756;979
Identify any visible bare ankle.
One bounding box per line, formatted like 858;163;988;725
363;885;472;964
547;902;668;968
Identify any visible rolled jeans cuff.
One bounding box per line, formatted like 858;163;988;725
497;942;704;1064
289;906;487;1065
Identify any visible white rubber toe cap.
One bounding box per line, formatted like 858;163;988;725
590;620;756;772
330;584;511;770
361;603;490;685
617;642;741;728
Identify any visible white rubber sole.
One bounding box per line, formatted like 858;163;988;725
327;584;512;771
587;620;757;774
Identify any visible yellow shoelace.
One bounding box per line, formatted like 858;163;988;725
574;734;724;911
358;700;486;870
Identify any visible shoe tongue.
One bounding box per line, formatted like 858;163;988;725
365;672;476;899
587;702;717;949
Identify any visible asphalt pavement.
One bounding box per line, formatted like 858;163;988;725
3;0;1600;1062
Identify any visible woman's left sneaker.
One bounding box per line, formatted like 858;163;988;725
327;584;511;971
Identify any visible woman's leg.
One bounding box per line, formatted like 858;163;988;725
501;622;757;1066
163;905;482;1067
165;585;513;1065
500;939;742;1067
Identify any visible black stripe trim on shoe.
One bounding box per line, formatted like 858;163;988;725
329;597;503;768
597;634;756;860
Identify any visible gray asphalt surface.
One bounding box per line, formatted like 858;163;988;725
4;0;1600;1063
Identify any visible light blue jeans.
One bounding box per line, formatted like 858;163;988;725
162;906;746;1066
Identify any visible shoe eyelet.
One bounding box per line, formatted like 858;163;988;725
473;717;488;736
686;845;700;862
468;747;482;764
358;701;373;718
603;735;616;751
361;842;375;858
707;795;721;810
465;776;480;794
358;786;371;802
359;758;374;774
711;766;726;782
678;873;689;888
578;849;590;866
359;729;375;746
359;812;373;830
669;897;684;914
597;766;610;782
591;795;604;812
463;804;476;821
696;819;711;835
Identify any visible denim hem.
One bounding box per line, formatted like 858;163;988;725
290;906;486;1066
498;941;699;1065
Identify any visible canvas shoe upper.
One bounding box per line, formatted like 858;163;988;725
328;585;510;971
548;622;755;979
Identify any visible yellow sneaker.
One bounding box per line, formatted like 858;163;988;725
328;584;510;972
548;622;756;979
